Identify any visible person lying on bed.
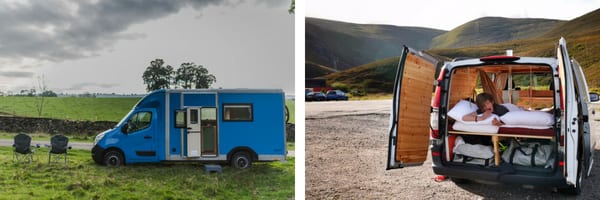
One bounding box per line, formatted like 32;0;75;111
462;92;508;126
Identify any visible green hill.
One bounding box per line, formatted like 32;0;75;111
306;17;446;74
429;8;600;88
431;17;564;49
320;9;600;93
543;8;600;38
324;57;400;93
428;34;600;88
305;61;337;78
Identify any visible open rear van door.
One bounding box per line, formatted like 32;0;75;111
387;47;439;169
557;38;580;186
571;59;594;178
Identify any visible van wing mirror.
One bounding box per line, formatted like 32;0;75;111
121;123;129;134
590;92;600;102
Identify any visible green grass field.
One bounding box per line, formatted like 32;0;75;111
0;147;294;199
0;97;295;123
0;97;139;122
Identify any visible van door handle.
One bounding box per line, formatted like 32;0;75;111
187;127;192;130
144;136;152;139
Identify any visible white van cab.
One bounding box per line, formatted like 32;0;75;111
387;38;599;194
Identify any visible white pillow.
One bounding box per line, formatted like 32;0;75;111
501;103;523;112
452;121;499;133
448;100;478;122
500;110;554;126
501;124;552;129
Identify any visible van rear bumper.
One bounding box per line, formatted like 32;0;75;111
432;165;568;187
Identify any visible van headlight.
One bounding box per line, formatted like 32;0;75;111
93;131;107;146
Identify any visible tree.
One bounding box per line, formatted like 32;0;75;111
174;62;216;89
41;90;58;97
289;0;295;14
192;64;216;89
142;59;174;92
174;63;196;89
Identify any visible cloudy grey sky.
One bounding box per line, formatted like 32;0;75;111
0;0;294;94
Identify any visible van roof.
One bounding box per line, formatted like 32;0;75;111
150;88;284;95
444;57;557;71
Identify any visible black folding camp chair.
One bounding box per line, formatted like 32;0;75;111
48;135;69;164
13;133;34;163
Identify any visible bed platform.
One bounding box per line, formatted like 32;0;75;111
448;127;555;166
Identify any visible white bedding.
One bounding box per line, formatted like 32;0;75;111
449;102;554;133
452;121;500;133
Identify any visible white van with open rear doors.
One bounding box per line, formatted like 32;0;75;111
387;38;599;194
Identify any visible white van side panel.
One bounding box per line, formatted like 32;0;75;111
558;38;579;185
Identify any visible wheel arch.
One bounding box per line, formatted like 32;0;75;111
104;147;126;165
227;146;258;162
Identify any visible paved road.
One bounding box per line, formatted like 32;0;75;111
306;99;391;119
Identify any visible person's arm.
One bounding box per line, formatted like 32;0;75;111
462;112;478;122
462;110;492;122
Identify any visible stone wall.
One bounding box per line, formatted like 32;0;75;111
0;115;295;141
0;116;116;135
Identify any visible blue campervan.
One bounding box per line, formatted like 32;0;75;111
92;89;287;168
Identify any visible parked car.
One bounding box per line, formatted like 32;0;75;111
306;92;326;101
325;90;349;101
387;38;598;194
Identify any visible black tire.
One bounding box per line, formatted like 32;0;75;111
284;106;290;124
231;151;252;169
104;150;124;167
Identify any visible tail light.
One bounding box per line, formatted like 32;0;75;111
430;108;440;139
430;67;444;139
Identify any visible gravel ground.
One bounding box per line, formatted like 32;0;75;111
305;100;600;199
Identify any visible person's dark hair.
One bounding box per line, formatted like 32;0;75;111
476;93;495;111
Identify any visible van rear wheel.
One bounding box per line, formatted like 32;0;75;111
104;150;124;167
231;151;252;169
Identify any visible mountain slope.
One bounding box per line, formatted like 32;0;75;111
324;56;400;93
431;17;564;49
306;17;446;74
429;9;600;88
543;8;600;38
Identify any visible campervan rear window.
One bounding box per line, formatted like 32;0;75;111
223;104;253;121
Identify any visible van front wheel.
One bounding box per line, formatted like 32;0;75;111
231;151;252;169
104;150;124;167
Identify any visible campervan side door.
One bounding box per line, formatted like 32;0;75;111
186;107;202;157
387;46;439;169
557;37;580;185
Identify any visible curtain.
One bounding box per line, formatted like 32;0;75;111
479;70;503;104
495;73;508;103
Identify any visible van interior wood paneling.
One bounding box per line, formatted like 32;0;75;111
448;67;478;109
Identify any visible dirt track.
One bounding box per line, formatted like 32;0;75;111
305;100;600;199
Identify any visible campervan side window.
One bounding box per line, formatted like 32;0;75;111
223;104;253;121
128;111;152;133
174;110;186;128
